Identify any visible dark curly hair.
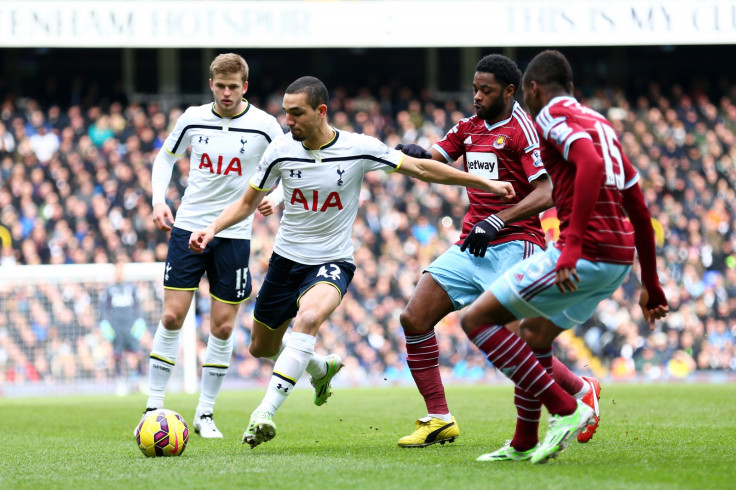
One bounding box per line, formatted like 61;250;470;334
475;54;522;95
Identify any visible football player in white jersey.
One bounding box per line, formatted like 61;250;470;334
189;76;514;448
135;53;284;440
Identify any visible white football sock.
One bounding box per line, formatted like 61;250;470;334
258;332;315;414
196;334;233;415
574;380;591;399
427;413;453;422
306;352;327;379
146;322;181;408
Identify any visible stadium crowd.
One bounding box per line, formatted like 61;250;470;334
1;78;735;391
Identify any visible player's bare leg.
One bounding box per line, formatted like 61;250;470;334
398;273;459;447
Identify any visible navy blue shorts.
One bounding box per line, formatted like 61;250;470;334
253;252;356;329
164;227;252;304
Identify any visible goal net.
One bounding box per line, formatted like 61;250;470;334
0;262;197;397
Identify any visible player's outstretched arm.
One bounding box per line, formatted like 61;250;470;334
395;143;446;162
397;155;515;198
189;185;266;253
622;181;668;329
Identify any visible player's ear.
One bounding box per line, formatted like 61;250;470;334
242;81;249;94
209;78;214;90
504;83;516;100
528;80;540;97
317;103;328;118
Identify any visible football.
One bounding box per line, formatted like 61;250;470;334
136;409;189;457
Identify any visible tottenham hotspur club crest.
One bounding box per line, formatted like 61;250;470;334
240;137;247;153
336;166;345;186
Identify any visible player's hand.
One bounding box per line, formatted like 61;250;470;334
189;227;214;253
395;143;432;159
555;267;580;294
152;203;174;231
460;215;504;258
483;181;515;199
639;286;669;331
555;242;581;294
257;196;277;217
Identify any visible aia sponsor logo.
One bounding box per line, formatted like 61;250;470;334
290;189;343;212
199;153;242;176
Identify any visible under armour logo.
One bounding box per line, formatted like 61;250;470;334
240;138;247;153
237;290;245;298
290;169;302;178
474;228;485;234
165;262;172;281
199;136;209;144
276;383;289;393
336;167;345;186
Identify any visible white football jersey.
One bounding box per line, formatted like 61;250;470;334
250;129;404;264
153;100;283;238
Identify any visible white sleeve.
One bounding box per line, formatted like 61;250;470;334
268;179;284;206
151;110;191;206
151;149;179;206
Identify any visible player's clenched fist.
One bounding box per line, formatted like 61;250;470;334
484;180;515;199
189;228;214;253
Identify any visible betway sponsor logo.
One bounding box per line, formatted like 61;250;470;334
467;159;496;171
466;152;499;180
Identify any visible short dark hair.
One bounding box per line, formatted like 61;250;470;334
522;50;574;93
285;76;329;109
475;54;522;94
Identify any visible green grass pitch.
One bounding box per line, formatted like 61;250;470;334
1;383;734;489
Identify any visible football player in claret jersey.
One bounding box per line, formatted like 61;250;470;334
394;54;601;451
458;50;668;463
136;53;284;439
189;76;514;448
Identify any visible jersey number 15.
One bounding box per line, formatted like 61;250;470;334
595;121;625;190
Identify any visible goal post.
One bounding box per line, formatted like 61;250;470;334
0;262;198;397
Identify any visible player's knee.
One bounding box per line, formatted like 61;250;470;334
211;322;233;340
249;340;278;359
399;308;427;333
294;309;321;333
519;324;547;349
160;310;185;329
459;310;480;335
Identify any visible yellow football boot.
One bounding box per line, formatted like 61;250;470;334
398;416;459;447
